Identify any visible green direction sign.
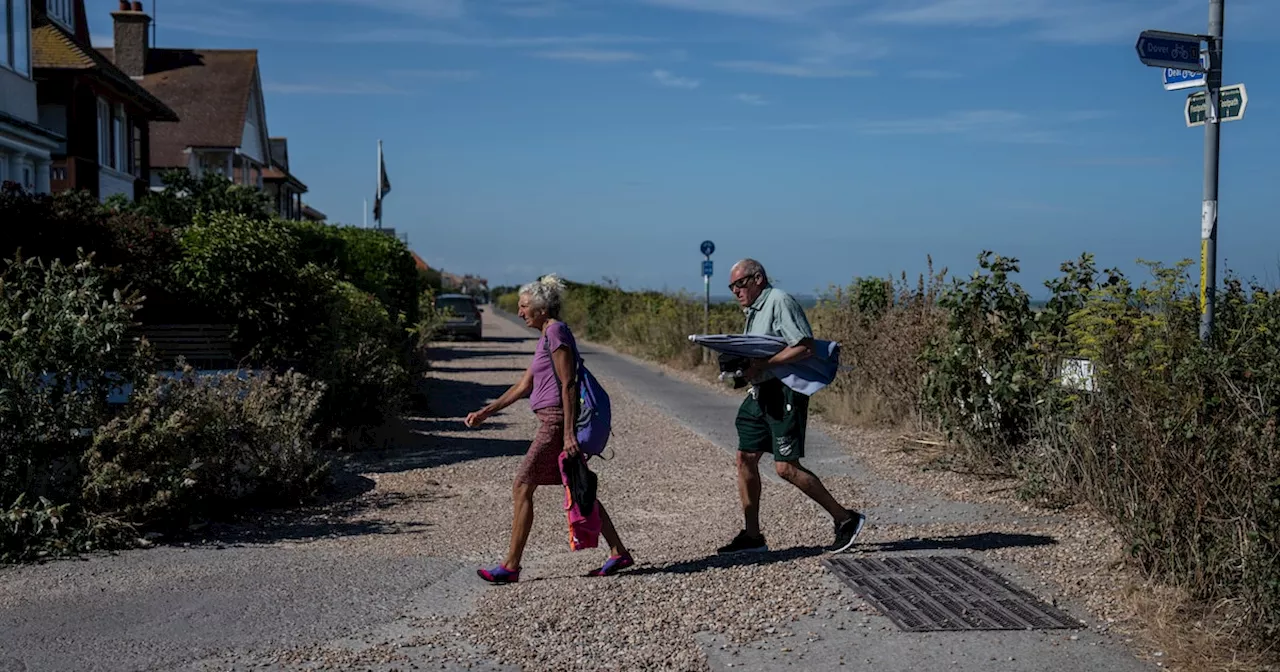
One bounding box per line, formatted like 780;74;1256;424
1186;83;1248;127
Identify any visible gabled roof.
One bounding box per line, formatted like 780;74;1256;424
32;17;177;122
97;47;260;168
301;204;327;222
411;251;430;272
262;165;307;191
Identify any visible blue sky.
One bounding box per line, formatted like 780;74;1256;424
88;0;1280;298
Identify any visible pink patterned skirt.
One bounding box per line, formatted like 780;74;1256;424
515;406;565;486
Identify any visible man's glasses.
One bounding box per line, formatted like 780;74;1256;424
728;274;758;291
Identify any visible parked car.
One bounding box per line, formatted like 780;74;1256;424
435;293;483;340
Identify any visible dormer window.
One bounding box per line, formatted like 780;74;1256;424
1;0;32;77
47;0;73;30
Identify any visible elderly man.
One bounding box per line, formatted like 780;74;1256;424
717;258;866;555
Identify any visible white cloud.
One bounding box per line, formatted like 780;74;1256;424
865;0;1207;45
335;28;661;47
387;69;479;80
857;109;1060;143
652;69;701;89
270;0;466;20
264;81;407;95
635;0;852;20
906;69;963;79
497;0;565;17
535;49;645;62
734;93;768;106
716;60;873;78
869;0;1060;27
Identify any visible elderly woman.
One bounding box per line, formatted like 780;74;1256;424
464;275;634;583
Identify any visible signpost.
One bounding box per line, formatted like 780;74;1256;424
1186;83;1247;126
700;241;715;362
1135;30;1205;71
1164;52;1208;90
1134;3;1228;343
1164;67;1206;90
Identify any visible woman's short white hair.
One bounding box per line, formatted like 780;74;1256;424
520;274;567;318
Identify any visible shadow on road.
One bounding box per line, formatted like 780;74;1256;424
186;471;442;546
429;348;524;363
342;430;530;474
864;532;1057;553
627;545;828;576
424;378;513;418
430;365;528;374
406;417;510;432
480;336;535;344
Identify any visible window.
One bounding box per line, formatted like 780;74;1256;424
131;124;143;177
113;105;125;171
2;0;31;77
47;0;72;30
97;98;111;167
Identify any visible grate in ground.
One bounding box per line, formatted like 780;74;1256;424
823;555;1085;632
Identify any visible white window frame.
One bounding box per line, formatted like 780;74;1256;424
97;97;111;167
47;0;73;31
112;104;126;173
2;0;32;78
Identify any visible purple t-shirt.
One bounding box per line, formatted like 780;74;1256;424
530;321;577;411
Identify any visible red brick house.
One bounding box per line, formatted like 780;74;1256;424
31;0;176;201
98;4;273;192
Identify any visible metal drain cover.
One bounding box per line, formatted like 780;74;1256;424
824;555;1085;632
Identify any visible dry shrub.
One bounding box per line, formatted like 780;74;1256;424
809;258;948;427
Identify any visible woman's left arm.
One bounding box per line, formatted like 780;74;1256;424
551;344;580;457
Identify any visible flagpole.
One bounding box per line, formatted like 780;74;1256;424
363;198;368;227
373;138;378;227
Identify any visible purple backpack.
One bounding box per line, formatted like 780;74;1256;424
542;327;611;455
543;329;612;456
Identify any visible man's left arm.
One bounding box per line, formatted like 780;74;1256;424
748;296;815;378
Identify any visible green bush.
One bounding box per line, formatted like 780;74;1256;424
922;252;1046;463
0;252;334;559
289;220;421;325
134;170;274;228
172;210;317;363
83;366;329;533
306;279;409;446
0;253;149;503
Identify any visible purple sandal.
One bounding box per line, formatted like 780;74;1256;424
477;563;520;584
588;554;634;577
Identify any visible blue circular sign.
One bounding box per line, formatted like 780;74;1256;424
700;240;715;257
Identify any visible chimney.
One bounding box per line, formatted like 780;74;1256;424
111;1;151;78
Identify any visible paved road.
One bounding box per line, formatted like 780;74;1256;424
0;308;1155;671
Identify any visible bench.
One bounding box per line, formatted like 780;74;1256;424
131;323;239;370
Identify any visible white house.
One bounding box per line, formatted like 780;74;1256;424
0;0;62;192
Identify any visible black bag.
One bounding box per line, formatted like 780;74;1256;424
718;352;750;389
563;454;598;513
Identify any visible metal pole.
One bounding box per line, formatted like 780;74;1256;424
1200;0;1224;343
703;258;710;364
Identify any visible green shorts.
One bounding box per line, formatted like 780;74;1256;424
736;378;808;462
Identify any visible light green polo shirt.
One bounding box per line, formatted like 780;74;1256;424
743;286;814;386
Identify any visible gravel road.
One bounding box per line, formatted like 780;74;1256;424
0;308;1159;671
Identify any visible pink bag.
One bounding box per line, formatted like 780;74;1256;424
558;452;601;550
563;486;601;551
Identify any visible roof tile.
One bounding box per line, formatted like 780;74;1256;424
99;47;258;168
